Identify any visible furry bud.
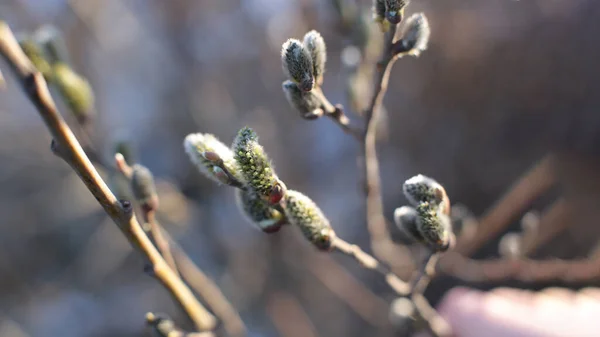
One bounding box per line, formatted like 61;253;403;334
184;133;242;185
400;13;430;57
233;127;285;203
282;80;323;119
33;25;69;64
302;30;327;86
130;164;158;212
393;206;423;244
385;0;408;24
415;202;454;252
281;39;314;92
389;297;415;330
403;175;448;212
283;190;335;251
19;38;53;81
52;62;95;124
498;233;522;259
236;189;286;233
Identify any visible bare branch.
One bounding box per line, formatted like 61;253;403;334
455;155;556;255
332;237;410;295
0;21;216;331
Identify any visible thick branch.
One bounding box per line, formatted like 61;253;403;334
0;21;216;331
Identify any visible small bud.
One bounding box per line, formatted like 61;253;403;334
402;174;447;210
33;25;70;64
281;39;314;92
282;80;323;119
212;166;230;185
399;13;430;57
302;30;327;86
184;133;243;185
520;211;539;235
388;297;415;330
415;202;453;252
52;62;95;124
19;38;53;81
393;206;423;244
498;232;522;259
232;127;283;203
201;151;221;163
283;190;335;251
236;189;286;233
385;0;408;24
130;164;159;212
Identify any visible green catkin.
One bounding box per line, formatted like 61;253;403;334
283;190;335;251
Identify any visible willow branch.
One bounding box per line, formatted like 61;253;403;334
146;313;215;337
0;21;216;331
455;155;556;256
332;237;410;295
409;253;452;337
520;198;570;256
440;252;600;283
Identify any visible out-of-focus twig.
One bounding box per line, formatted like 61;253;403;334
266;291;318;337
410;253;452;337
0;21;216;331
332;237;410;295
302;252;389;327
440;251;600;283
455;155;556;256
521;198;570;256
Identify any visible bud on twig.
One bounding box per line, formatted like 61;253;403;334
302;30;327;86
399;13;430;57
18;37;53;80
416;202;454;252
32;25;69;64
232;127;286;204
236;189;286;233
281;39;314;92
184;133;243;186
389;297;415;330
498;232;522;259
403;174;448;212
130;164;159;213
385;0;408;24
52;62;95;124
393;205;422;244
283;190;335;251
282;80;323;119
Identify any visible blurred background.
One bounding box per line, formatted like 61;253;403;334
1;0;600;336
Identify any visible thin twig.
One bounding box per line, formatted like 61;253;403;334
114;153;180;276
520;198;570;256
332;237;410;295
301;252;389;327
455;155;556;256
0;21;216;331
266;291;318;337
312;86;362;140
146;313;215;337
440;251;600;283
168;233;248;337
409;253;452;337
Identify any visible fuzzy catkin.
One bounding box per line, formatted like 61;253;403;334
281;39;314;92
236;189;285;233
302;30;327;86
283;190;335;250
52;62;95;124
282;80;322;118
232;127;283;203
400;13;430;56
415;202;452;252
184;133;242;185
